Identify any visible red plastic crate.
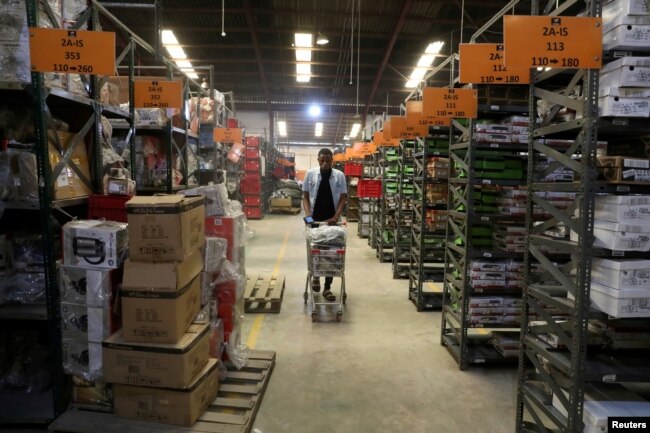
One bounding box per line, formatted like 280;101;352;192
344;162;363;176
227;118;239;128
240;175;262;194
245;148;260;158
244;159;261;172
243;195;262;206
245;136;260;147
244;206;263;219
357;180;382;198
88;194;130;222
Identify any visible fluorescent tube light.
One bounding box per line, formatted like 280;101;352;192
162;30;179;45
425;41;444;54
296;63;311;75
315;122;323;137
296;49;312;62
297;75;311;83
409;68;427;81
278;121;287;137
295;33;313;48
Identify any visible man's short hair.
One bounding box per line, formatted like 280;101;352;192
318;148;333;158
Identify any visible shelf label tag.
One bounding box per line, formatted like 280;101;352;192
214;127;243;143
29;27;116;75
134;80;182;109
423;87;478;119
459;43;530;85
503;15;602;69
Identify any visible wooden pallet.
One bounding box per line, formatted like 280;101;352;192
244;274;285;314
50;350;276;433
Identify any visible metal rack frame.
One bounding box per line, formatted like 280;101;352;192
392;139;415;279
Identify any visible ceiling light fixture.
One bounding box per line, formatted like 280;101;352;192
295;33;313;83
297;75;311;83
308;105;321;117
294;33;313;48
315;122;323;137
296;63;311;75
296;49;311;62
316;32;329;45
163;29;200;80
405;40;445;88
278;121;287;137
349;122;361;138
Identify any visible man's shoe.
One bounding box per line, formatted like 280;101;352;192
311;280;321;292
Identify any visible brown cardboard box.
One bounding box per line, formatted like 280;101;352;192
103;323;209;388
121;275;201;344
270;197;292;208
122;249;203;291
126;195;205;261
114;358;219;426
48;130;92;200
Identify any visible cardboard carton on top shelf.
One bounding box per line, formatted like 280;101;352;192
113;358;219;427
591;258;650;291
121;275;201;344
103;323;210;389
126;195;205;262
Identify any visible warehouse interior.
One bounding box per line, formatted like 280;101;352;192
2;1;650;433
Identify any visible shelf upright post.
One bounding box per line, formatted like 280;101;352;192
128;38;136;173
516;1;601;431
25;0;65;418
89;3;103;192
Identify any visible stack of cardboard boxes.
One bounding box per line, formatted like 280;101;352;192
102;195;220;426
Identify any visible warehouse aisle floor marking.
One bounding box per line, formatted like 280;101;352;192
246;230;289;349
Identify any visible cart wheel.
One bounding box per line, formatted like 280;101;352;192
335;311;342;322
342;293;347;305
303;292;308;304
311;312;317;322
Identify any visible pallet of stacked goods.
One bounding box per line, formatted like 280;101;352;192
392;139;416;279
357;154;376;238
408;131;450;311
241;135;264;220
344;161;362;222
375;146;400;262
515;2;650;431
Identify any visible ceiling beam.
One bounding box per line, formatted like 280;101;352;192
242;0;271;117
179;44;386;55
454;0;490;43
362;0;413;119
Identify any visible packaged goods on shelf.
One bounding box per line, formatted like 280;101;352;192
103;323;210;389
62;338;102;382
48;130;93;200
591;258;650;290
490;331;520;358
474;123;512;133
595;195;650;223
590;282;650;318
60;265;121;308
587;220;650;251
8;271;46;304
134;135;184;188
474;132;512;144
426;157;450;178
181;184;228;217
602;1;650;52
62;220;128;270
468;296;504;308
60;302;115;342
600;57;650;89
135;108;167;126
126;195;205;262
113;358;219;427
599;87;650;118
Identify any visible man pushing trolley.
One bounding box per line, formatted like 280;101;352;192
302;148;348;321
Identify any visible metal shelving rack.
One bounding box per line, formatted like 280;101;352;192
514;1;650;432
408;133;450;311
392;139;415;279
375;146;398;262
357;154;375;238
368;152;380;249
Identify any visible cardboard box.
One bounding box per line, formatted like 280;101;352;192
591;258;650;290
122;249;203;293
591;282;650;318
595;195;650;223
598;88;650;118
597;156;650;183
103;323;210;389
604;0;650;15
600;57;650;89
48;130;93;200
602;11;650;52
590;220;650;251
60;265;119;308
126;195;205;261
61;302;115;342
113;358;219;426
62;220;128;270
62;338;103;382
270;197;292;208
121;275;201;344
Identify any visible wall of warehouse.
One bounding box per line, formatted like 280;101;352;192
237;112;270;139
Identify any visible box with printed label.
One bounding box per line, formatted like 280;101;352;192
62;338;103;382
61;302;116;342
122;249;203;294
588;220;650;252
62;220;128;270
591;258;650;290
60;265;122;308
600;57;650;89
595;194;650;223
103;323;209;389
121;275;201;344
603;0;650;15
468;296;503;308
469;261;506;272
602;5;650;52
591;282;650;318
598;88;650;118
48;130;93;200
113;358;219;426
597;156;650;184
126;195;205;261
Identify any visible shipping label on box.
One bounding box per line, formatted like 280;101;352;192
126;195;205;261
103;323;209;389
121;275;201;344
62;220;128;270
114;358;220;427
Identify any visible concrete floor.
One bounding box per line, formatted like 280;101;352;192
244;213;518;433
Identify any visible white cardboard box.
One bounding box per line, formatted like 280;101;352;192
591;282;650;318
62;220;128;270
600;57;650;89
59;265;113;308
591;258;650;290
599;87;650;118
62;338;103;382
595;195;650;223
60;302;113;342
591;220;650;251
604;0;650;15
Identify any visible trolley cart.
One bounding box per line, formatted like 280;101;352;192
303;223;347;322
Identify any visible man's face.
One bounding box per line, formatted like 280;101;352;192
318;154;333;171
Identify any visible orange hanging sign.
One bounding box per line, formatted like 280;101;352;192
382;119;392;141
134;80;183;109
503;15;602;70
422;87;478;119
29;27;116;75
406;100;423;114
373;131;392;147
389;116;408;139
459;43;530;85
214;127;243;143
404;113;429;138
